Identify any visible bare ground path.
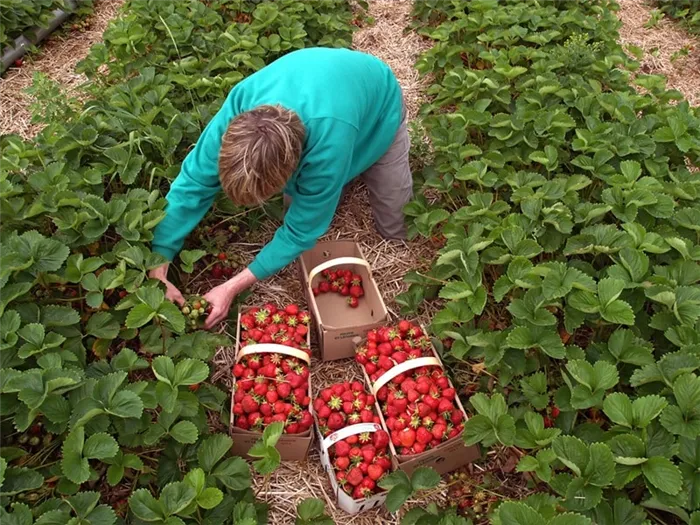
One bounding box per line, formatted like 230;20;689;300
616;0;700;106
0;0;126;138
215;2;440;524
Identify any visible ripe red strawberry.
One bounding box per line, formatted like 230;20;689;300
373;430;390;449
277;382;292;398
241;395;258;414
399;428;416;448
211;264;223;278
319;281;330;293
312;287;320;296
217;252;227;260
442;387;456;400
349;285;363;298
335;456;350;470
335;440;350;457
544;416;554;428
416;427;433;445
431;424;447;441
232;364;245;377
368;464;384;481
346;467;364;487
253;382;268;397
318;404;332;419
347;297;359;308
398;320;411;333
551;406;561;418
328;413;345;431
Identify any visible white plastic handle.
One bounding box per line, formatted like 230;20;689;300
236;343;311;365
308;256;371;286
371;357;442;396
321;423;382;452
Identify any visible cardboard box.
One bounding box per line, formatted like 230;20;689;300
299;241;389;361
317;422;388;514
229;311;314;461
356;334;481;477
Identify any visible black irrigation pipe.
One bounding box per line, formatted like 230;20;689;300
1;0;83;74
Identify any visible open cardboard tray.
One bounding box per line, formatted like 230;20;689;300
354;332;480;477
299;240;389;361
229;310;314;461
316;422;388;514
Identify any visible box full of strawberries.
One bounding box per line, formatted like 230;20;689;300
354;321;480;476
299;241;389;361
229;303;314;461
313;381;393;514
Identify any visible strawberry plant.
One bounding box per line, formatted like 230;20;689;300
0;0;94;55
398;0;700;522
181;295;212;330
0;0;358;521
657;0;700;34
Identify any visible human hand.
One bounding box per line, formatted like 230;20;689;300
203;281;237;329
149;263;185;306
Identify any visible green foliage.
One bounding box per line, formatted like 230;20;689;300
0;0;358;521
0;0;93;55
295;498;334;525
378;467;441;513
657;0;700;34
404;0;700;522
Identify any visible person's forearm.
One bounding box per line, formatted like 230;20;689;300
223;267;258;296
150;262;170;280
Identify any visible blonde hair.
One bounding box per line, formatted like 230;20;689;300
218;105;305;206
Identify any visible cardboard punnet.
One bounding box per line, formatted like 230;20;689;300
299;241;389;361
229;311;313;461
316;422;388;514
356;333;480;477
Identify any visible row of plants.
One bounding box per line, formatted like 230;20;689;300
0;1;360;523
657;0;700;34
400;0;700;523
0;0;93;56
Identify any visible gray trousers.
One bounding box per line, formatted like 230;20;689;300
284;102;413;240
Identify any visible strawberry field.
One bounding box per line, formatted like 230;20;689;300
1;0;700;524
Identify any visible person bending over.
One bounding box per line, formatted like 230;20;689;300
150;47;413;329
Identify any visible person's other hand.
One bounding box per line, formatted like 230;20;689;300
203;281;236;329
149;263;185;306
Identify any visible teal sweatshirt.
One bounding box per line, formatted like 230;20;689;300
152;47;403;280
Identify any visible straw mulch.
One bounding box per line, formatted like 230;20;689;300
616;0;700;106
211;1;447;523
0;0;126;139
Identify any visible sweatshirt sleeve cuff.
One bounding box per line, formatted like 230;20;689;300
248;258;272;281
152;244;178;262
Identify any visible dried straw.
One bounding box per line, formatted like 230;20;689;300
616;0;700;106
0;0;126;139
212;2;445;522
